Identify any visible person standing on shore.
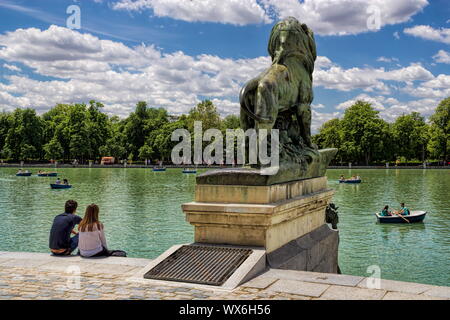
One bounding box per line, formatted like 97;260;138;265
49;200;81;256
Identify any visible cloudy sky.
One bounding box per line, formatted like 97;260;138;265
0;0;449;132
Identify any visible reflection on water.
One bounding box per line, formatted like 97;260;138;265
0;168;449;286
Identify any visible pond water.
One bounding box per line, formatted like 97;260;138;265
0;168;448;286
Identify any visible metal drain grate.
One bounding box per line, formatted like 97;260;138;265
144;245;253;286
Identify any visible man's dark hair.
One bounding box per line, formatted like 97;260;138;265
65;200;78;214
401;203;405;207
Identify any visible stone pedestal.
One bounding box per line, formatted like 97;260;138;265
182;177;339;273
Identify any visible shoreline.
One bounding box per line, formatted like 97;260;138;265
0;251;448;300
1;164;449;169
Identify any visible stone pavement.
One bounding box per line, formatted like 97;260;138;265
0;251;449;300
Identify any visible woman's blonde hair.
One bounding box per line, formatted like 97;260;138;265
79;204;103;232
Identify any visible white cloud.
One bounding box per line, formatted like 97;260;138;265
336;94;386;111
2;63;21;72
112;0;428;35
393;31;400;39
334;94;440;123
0;25;445;128
404;25;450;44
313;63;433;93
312;110;341;133
261;0;428;35
433;50;450;64
377;56;399;63
0;25;271;116
112;0;272;25
402;74;450;100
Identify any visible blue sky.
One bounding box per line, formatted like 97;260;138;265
0;0;449;131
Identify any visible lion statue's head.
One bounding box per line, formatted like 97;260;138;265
268;17;317;72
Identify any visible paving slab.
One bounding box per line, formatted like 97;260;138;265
241;276;278;289
321;285;386;300
422;286;450;299
0;251;449;300
82;257;151;267
0;259;53;268
261;269;364;287
382;292;442;300
265;279;329;298
358;278;434;294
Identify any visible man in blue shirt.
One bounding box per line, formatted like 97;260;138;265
398;203;410;216
49;200;82;255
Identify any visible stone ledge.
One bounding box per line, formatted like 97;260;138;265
0;251;449;300
194;177;328;204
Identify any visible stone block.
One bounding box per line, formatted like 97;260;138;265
383;292;441;300
267;224;339;273
321;285;386;300
183;187;334;253
266;279;329;297
242;277;278;289
422;286;450;299
358;278;434;294
195;177;328;204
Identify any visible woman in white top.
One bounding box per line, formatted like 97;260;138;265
78;204;126;257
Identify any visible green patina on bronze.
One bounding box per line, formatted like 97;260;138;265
198;17;337;186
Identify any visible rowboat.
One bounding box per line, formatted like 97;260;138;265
375;210;427;223
50;184;72;189
37;173;58;177
182;169;197;174
16;172;32;176
153;167;166;172
339;179;361;184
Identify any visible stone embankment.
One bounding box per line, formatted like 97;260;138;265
0;252;448;300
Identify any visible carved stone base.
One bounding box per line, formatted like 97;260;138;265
182;177;334;254
196;148;337;186
267;224;339;273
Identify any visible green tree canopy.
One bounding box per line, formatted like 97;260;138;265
428;97;450;162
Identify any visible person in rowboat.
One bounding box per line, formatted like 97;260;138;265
380;205;392;216
63;179;69;185
397;203;410;216
339;175;345;181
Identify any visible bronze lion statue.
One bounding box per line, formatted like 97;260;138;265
240;17;318;166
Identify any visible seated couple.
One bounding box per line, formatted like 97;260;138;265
49;200;126;257
380;203;410;217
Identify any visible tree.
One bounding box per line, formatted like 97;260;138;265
138;144;154;162
187;100;222;132
222;115;240;130
392;112;429;162
339;101;390;165
0;112;11;158
43;138;64;160
313;118;343;163
428;97;450;162
86;100;110;160
123;101;150;160
99;117;127;160
4;108;43;161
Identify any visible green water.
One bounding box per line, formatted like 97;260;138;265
0;168;449;286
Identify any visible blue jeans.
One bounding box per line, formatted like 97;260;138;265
69;234;79;253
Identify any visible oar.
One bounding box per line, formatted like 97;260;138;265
393;211;410;223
